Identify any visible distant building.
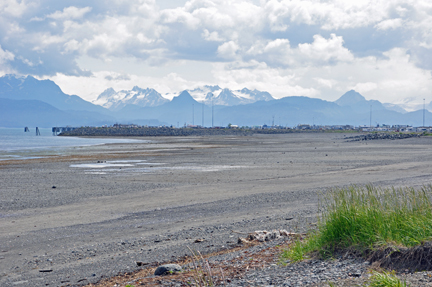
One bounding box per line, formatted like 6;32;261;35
297;124;311;130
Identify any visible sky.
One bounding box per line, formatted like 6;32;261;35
1;0;432;111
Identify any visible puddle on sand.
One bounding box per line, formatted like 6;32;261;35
151;165;246;172
0;154;44;161
84;167;152;175
70;163;135;168
106;160;145;163
70;158;247;175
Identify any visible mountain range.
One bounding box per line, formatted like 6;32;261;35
0;74;430;128
94;85;274;109
93;86;169;111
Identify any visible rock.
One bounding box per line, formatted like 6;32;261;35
238;237;250;244
255;234;266;242
154;264;182;275
39;269;53;272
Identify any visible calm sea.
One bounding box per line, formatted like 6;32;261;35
0;128;147;161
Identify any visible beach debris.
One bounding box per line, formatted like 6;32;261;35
194;238;205;243
237;237;254;245
136;261;149;267
52;186;56;189
237;229;305;244
39;269;53;272
154;264;182;275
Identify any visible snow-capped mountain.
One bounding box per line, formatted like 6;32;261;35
383;103;407;114
93;86;169;110
187;86;274;106
93;85;274;110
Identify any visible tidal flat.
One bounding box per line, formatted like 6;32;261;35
2;133;432;286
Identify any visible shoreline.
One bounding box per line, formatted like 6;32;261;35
2;133;432;286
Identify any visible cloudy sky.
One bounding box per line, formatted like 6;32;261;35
1;0;431;110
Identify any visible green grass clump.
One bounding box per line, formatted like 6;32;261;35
282;185;432;261
368;270;408;287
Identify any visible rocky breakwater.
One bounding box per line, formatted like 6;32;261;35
59;126;251;136
59;126;295;137
346;133;421;142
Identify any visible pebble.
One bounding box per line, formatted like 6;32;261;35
222;258;369;286
154;264;182;275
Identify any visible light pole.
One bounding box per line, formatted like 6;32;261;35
423;98;425;127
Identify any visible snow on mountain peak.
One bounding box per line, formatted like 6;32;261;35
93;86;168;110
188;86;274;106
93;85;274;109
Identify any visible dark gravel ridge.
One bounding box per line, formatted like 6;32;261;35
110;236;432;287
135;239;432;287
345;133;421;141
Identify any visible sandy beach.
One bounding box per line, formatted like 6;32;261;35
2;133;432;286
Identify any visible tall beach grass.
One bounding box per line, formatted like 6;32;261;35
282;185;432;261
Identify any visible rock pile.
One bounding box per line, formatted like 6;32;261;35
238;230;303;244
59;126;296;137
346;133;421;142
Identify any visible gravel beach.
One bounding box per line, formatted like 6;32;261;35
2;133;432;287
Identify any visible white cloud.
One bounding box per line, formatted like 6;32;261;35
375;18;403;30
47;6;92;20
0;0;32;17
217;41;239;59
352;82;378;93
262;0;391;31
160;7;201;29
298;34;354;63
314;78;335;88
0;44;15;63
246;34;353;67
202;29;224;42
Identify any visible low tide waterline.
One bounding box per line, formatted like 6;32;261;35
0;127;149;161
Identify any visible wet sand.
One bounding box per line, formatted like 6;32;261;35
2;133;432;286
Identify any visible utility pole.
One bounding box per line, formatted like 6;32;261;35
192;104;194;126
423;98;426;127
212;100;214;127
202;102;204;127
370;105;372;128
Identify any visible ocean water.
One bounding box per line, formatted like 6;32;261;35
0;128;148;161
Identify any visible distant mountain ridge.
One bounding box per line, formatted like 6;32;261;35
0;74;429;128
95;85;275;108
335;90;387;113
93;86;168;110
0;75;110;115
0;74;115;127
187;85;274;106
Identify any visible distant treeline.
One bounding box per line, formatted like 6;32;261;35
59;126;298;137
